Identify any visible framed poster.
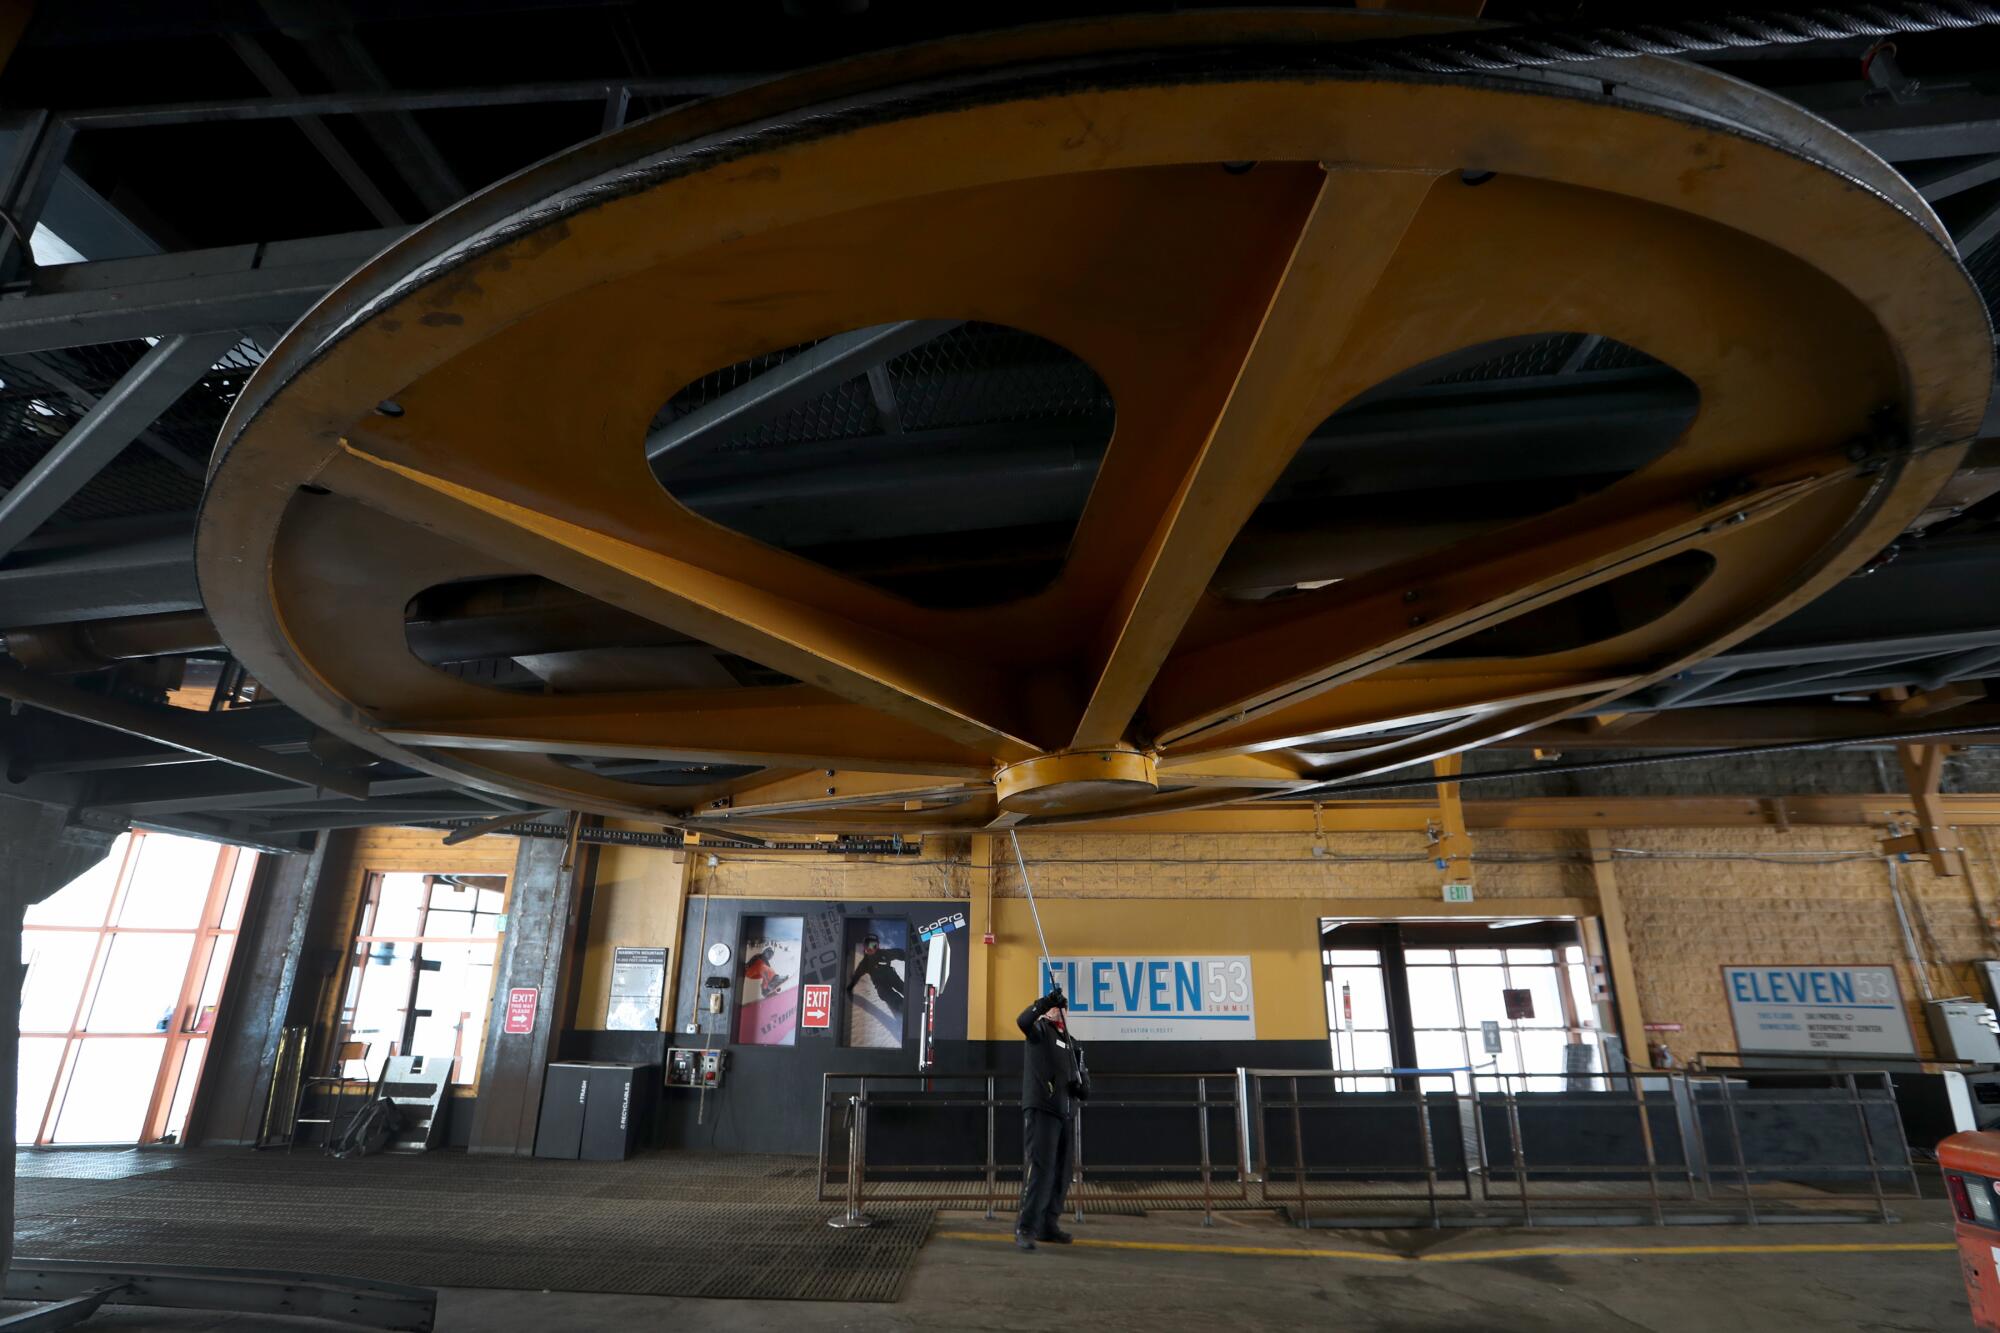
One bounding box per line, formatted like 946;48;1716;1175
843;918;909;1049
736;916;803;1046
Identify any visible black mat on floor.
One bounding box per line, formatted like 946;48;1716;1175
15;1148;932;1303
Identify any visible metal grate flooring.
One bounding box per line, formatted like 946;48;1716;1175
16;1149;932;1303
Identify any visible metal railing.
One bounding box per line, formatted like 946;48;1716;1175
1243;1066;1918;1227
818;1072;1249;1223
818;1066;1920;1228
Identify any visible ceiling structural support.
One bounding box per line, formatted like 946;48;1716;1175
0;228;402;355
1883;741;1966;876
0;331;240;559
84;768;517;819
224;32;405;227
644;320;962;462
1905;153;2000;202
0;661;367;797
271;11;468;215
12;353;206;479
0;109;75;282
0;521;202;625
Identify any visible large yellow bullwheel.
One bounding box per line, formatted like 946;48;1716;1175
198;14;1993;835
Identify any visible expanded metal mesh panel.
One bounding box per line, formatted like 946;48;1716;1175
720;373;881;450
1579;337;1662;373
54;450;205;520
0;338;267;525
1425;334;1663;383
1428;334;1578;383
886;322;1112;430
16;1147;932;1304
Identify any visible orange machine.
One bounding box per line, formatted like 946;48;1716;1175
1940;1132;2000;1330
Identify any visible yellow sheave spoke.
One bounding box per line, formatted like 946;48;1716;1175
380;686;996;780
1145;468;1837;749
320;444;1038;762
1068;167;1447;750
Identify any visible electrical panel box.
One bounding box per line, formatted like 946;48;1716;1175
1929;1000;2000;1063
666;1047;726;1089
1979;961;2000;1014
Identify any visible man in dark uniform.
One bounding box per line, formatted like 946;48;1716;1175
1015;986;1089;1251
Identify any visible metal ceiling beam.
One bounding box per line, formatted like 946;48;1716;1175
1707;626;2000;674
0;523;200;625
0;111;75;282
4;705;316;776
0;661;367;796
1904;152;2000;202
645;320;961;462
1785;81;2000;161
88;768;468;816
245;803;509;835
1503;701;2000;751
0;331;239;558
132;815;315;855
0;228;402;355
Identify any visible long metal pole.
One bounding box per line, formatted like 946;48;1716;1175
1008;829;1054;982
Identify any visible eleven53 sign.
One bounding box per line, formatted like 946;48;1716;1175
1038;956;1255;1040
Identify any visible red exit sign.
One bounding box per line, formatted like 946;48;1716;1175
802;984;832;1029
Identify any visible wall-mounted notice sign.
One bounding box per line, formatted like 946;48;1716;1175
1038;957;1254;1041
607;946;667;1031
1721;964;1917;1058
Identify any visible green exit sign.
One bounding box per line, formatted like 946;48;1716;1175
1442;882;1475;903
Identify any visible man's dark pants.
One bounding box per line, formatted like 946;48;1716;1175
1017;1107;1073;1237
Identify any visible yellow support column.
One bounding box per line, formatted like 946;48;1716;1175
1586;829;1648;1065
660;847;695;1036
1434;755;1472;894
967;835;993;1040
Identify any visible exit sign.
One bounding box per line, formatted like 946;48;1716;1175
1442;882;1475;903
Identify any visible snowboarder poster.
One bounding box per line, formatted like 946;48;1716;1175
735;916;802;1046
844;919;908;1048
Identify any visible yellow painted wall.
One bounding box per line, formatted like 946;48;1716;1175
980;897;1327;1041
354;819;2000;1068
1613;824;2000;1062
576;835;689;1029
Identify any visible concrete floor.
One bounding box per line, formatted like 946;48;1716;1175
10;1203;1972;1332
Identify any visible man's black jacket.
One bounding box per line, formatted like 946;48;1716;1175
1018;993;1091;1116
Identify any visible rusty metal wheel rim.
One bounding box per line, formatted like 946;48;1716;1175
199;14;1993;834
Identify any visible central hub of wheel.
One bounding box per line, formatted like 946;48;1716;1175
994;749;1159;816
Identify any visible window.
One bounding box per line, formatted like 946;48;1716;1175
1322;920;1606;1095
843;918;909;1048
336;873;506;1087
20;831;256;1144
1324;949;1395;1092
735;916;803;1046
